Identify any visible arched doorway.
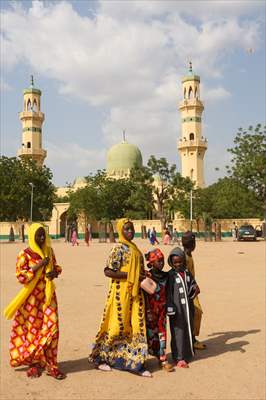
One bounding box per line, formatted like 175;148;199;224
60;211;67;238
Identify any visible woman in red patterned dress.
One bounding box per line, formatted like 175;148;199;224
4;223;66;379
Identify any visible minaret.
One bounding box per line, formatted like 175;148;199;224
178;62;207;188
17;76;47;166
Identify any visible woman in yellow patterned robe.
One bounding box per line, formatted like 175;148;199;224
89;218;151;377
4;223;66;379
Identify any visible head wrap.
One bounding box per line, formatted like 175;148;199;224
28;223;51;258
181;231;195;247
116;218;141;297
4;223;54;320
167;246;186;268
28;223;55;306
145;248;164;268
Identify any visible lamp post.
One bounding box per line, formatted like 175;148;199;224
190;189;193;231
29;183;34;222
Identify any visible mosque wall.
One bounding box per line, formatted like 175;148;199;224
0;218;263;240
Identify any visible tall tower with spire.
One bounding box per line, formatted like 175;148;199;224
17;76;47;167
178;62;207;188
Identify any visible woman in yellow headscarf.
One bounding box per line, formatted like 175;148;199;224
89;218;151;377
4;223;66;379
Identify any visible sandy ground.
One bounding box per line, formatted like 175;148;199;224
0;238;265;400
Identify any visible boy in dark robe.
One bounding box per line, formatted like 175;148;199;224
182;231;206;350
166;247;200;368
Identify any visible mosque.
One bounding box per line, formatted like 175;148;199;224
16;63;208;237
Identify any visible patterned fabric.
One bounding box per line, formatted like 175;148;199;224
166;268;197;362
185;254;203;337
9;248;62;369
4;223;54;320
145;269;168;361
144;248;164;267
89;242;148;372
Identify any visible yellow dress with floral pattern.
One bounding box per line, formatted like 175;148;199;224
89;243;148;371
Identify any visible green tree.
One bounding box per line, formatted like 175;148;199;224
226;124;266;204
146;156;193;229
68;171;133;240
192;177;262;220
0;157;55;221
127;165;154;219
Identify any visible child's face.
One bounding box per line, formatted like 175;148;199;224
183;239;196;252
171;255;184;270
152;258;165;270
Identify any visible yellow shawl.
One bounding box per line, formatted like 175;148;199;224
116;218;141;297
4;223;55;320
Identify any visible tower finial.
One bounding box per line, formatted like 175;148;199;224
123;129;126;142
189;61;192;73
30;75;34;87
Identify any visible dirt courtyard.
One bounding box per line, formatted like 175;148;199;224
0;238;265;400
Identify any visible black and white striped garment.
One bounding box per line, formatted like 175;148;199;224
166;268;197;362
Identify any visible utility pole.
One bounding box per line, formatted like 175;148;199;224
190;189;193;231
29;182;34;222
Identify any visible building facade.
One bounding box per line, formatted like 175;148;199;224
178;62;207;188
17;76;47;167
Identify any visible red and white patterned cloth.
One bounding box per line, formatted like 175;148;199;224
9;248;61;370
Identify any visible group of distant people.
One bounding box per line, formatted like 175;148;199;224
147;226;180;246
4;218;205;380
66;223;92;246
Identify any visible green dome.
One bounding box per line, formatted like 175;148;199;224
106;140;143;177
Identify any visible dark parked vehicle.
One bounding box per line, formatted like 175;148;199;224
237;225;257;241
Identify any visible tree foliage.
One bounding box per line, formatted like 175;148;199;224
0;157;55;221
68;171;133;223
146;156;193;227
226;124;266;203
192;177;262;220
127;165;154;219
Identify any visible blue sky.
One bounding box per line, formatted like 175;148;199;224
1;0;265;187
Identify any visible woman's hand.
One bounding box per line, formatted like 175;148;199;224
42;257;50;267
31;256;50;272
46;270;58;280
190;284;200;299
104;267;127;280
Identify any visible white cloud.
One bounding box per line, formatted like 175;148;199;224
0;78;12;92
99;0;264;22
202;85;231;102
46;141;106;183
0;0;264;183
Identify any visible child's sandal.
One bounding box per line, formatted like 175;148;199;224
26;365;42;378
139;369;152;378
194;340;206;350
46;366;66;380
176;360;189;368
97;363;112;371
161;362;175;372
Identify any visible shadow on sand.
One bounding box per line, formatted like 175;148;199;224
15;329;260;376
60;329;261;374
59;357;94;374
192;329;261;362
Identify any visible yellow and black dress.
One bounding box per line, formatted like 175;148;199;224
89;219;148;372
